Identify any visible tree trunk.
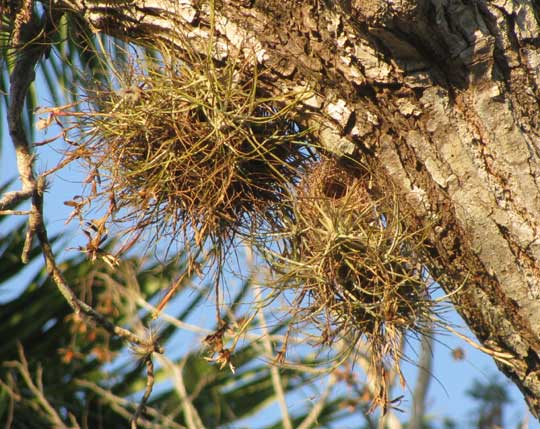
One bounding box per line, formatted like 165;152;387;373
55;0;540;417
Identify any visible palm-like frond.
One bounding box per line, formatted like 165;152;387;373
0;215;354;428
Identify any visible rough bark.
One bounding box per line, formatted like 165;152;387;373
52;0;540;417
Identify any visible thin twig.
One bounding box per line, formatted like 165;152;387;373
37;214;162;350
20;177;44;263
245;241;293;429
0;378;22;402
7;5;51;263
75;379;186;429
6;11;163;429
7;4;162;349
157;355;206;429
0;189;34;211
0;209;32;215
445;324;514;366
254;283;293;429
3;343;73;429
2;380;16;429
409;329;434;429
113;277;291;343
130;356;155;429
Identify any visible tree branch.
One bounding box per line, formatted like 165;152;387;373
254;283;293;429
297;374;336;429
0;189;34;211
15;0;540;418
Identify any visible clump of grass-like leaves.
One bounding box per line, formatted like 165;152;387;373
269;157;436;409
68;49;313;258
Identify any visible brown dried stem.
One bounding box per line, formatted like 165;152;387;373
5;7;161;425
130;357;156;429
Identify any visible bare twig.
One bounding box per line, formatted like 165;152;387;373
75;379;186;429
297;375;336;429
157;355;206;429
3;343;77;429
7;5;50;263
130;356;156;429
7;3;162;348
110;273;292;344
20;177;44;263
445;325;514;366
0;209;32;215
244;241;294;429
341;340;381;429
2;379;15;429
0;188;34;211
254;283;293;429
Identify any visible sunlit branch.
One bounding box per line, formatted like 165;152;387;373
5;7;162;427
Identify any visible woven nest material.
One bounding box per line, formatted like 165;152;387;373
71;58;314;256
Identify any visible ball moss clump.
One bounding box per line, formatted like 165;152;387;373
73;56;314;256
270;157;436;405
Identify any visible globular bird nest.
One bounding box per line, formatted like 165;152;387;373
68;54;314;258
270;157;436;407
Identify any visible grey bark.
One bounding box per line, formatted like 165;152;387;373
47;0;540;418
